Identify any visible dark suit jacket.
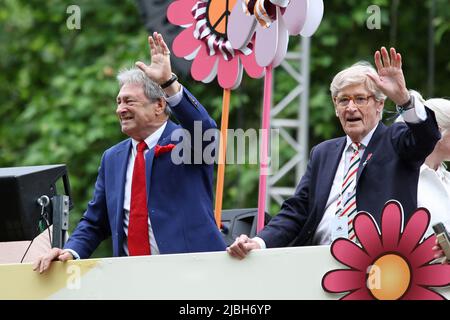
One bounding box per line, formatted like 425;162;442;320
64;88;226;258
258;108;440;247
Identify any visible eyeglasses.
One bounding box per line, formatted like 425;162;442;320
335;95;374;107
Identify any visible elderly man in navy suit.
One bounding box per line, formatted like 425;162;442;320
228;47;440;258
34;32;226;273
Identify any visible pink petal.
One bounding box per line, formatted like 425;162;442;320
381;202;403;251
282;0;307;35
322;269;365;293
330;239;372;271
172;25;202;58
167;0;197;26
240;51;265;79
255;22;278;67
341;289;374;300
191;46;218;82
408;236;438;268
218;55;242;89
227;0;257;49
354;212;384;258
401;285;446;300
413;264;450;287
398;208;431;255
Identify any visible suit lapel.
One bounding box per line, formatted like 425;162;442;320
356;122;386;184
145;147;155;210
145;120;178;208
157;120;178;146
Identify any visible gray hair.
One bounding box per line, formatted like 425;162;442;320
117;67;171;116
330;61;387;102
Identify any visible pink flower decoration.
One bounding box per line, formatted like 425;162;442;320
227;0;324;67
167;0;264;90
322;201;450;300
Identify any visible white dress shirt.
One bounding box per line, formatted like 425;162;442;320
66;85;184;259
254;98;427;248
122;123;166;255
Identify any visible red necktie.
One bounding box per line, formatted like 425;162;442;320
128;141;151;256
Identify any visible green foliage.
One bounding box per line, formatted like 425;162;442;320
1;0;449;257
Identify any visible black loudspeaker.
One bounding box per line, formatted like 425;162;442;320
220;208;272;246
0;164;72;241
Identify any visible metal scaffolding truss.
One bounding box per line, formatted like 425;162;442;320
267;37;310;209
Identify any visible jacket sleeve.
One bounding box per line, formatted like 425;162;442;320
392;107;441;166
63;153;111;258
169;87;217;134
169;87;218;162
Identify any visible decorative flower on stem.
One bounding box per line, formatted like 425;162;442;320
227;0;324;67
322;201;450;300
168;0;264;89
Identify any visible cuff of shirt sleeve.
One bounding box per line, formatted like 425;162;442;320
253;236;267;249
399;92;427;123
64;248;80;260
164;84;183;107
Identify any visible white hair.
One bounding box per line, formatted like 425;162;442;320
330;61;387;102
117;67;171;116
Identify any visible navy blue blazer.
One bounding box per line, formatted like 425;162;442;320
64;88;226;258
258;108;440;247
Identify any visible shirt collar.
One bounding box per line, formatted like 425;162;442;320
131;121;167;152
345;123;378;150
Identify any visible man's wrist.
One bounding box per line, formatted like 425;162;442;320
253;236;266;249
63;248;80;260
397;90;411;108
162;81;182;97
396;94;415;115
160;73;178;89
164;83;183;106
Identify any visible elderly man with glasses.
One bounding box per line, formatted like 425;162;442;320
228;47;441;258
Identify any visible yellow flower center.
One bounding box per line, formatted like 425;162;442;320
367;254;411;300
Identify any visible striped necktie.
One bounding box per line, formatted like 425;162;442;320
336;142;361;242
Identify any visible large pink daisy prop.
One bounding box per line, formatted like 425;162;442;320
168;0;264;89
228;0;324;67
322;201;450;300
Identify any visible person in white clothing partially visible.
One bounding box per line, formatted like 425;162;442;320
397;93;450;238
411;96;450;263
416;96;450;237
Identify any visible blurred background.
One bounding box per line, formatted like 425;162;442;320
1;0;449;257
